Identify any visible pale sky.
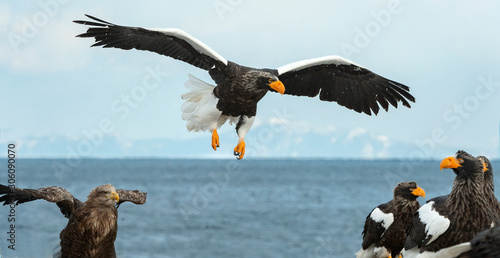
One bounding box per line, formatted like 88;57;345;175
1;1;499;159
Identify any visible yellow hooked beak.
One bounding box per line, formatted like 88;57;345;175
411;187;426;198
108;191;119;202
482;162;488;172
440;156;462;171
269;80;285;95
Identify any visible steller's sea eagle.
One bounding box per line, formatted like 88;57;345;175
74;15;415;159
0;183;146;258
356;181;425;258
403;151;495;258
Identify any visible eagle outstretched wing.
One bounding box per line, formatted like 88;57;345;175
115;189;147;208
74;14;228;71
0;184;82;218
74;15;414;117
276;56;415;115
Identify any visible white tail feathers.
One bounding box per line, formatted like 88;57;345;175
402;242;471;258
355;247;373;258
431;242;471;257
181;74;222;132
355;245;390;258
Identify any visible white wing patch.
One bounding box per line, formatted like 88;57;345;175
418;201;450;246
276;55;363;75
150;28;228;66
370;207;394;232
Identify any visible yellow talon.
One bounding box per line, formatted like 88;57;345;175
234;140;246;160
211;129;219;151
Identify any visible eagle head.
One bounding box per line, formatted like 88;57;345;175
88;184;119;207
394;181;425;201
254;72;285;95
440;150;484;178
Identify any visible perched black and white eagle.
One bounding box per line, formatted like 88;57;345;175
74;15;415;159
0;184;147;258
403;151;494;258
356;181;425;258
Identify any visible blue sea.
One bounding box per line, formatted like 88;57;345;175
0;159;499;258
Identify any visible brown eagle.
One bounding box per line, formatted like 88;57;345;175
356;181;425;258
0;184;147;258
74;15;415;159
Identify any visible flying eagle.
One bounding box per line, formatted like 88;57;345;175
355;181;425;258
0;184;147;258
74;15;415;159
403;151;494;258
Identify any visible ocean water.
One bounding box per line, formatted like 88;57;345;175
0;159;499;258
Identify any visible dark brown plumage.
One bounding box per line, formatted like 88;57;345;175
434;226;500;258
466;226;500;258
0;184;146;258
478;156;500;225
404;150;494;257
356;181;425;258
212;63;273;117
74;14;415;159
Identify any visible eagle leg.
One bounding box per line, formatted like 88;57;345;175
234;140;245;160
211;129;219;151
233;115;254;160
